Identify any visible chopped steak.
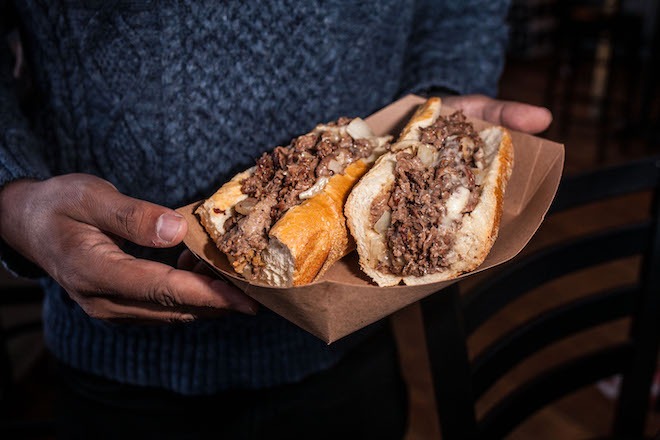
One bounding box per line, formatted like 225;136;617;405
219;118;387;273
375;111;486;276
369;190;390;227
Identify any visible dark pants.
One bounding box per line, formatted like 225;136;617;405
55;327;408;440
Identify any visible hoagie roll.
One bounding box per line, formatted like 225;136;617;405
345;97;514;286
197;117;392;287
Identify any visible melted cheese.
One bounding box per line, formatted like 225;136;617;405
443;186;470;226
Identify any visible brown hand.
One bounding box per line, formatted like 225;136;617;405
0;174;258;322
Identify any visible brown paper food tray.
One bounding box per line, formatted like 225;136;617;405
177;95;565;343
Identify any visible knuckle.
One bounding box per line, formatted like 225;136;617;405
115;202;144;238
147;280;181;308
59;175;97;210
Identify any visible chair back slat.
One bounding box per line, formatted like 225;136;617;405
421;285;478;439
479;344;632;439
472;284;637;398
549;157;660;214
463;223;650;335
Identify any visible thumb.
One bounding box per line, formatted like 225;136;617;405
73;182;188;248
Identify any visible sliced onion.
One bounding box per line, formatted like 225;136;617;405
442;136;459;153
474;148;485;169
327;158;344;174
374;210;391;235
416;144;437;167
365;136;392;163
460;136;475;151
369;238;387;263
472;168;484;186
391;139;421;152
299;177;329;199
346;118;373;139
234;197;257;215
460;136;475;161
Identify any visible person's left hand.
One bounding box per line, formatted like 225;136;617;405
442;95;552;134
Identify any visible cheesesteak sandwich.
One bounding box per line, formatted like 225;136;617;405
196;118;392;287
345;97;514;286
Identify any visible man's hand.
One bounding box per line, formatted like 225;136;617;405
0;174;258;322
443;95;552;134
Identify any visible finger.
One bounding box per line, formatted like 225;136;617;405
116;298;232;320
442;94;493;118
70;181;188;248
88;254;258;315
443;95;553;134
82;297;229;323
484;101;553;134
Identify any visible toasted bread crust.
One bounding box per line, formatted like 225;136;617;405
270;159;369;285
487;128;514;254
398;97;443;142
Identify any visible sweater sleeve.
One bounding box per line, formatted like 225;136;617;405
0;3;51;278
401;0;511;97
0;3;51;189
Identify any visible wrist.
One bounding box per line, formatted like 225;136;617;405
0;179;47;278
0;179;40;252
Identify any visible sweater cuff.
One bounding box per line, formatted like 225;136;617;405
0;129;51;189
0;238;46;279
0;131;50;278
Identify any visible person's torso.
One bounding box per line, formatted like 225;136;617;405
16;0;413;206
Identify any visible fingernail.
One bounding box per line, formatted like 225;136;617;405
156;213;184;244
180;313;196;322
211;280;258;315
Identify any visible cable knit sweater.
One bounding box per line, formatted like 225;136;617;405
0;0;510;394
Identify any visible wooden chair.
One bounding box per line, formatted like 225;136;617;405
420;156;660;438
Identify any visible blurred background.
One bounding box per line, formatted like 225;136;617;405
1;0;659;438
503;0;659;170
474;0;660;437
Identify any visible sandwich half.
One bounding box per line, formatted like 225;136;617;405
196;117;392;287
345;97;514;286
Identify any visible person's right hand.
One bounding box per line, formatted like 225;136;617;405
0;174;259;322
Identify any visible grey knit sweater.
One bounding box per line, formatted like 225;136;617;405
0;0;509;394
